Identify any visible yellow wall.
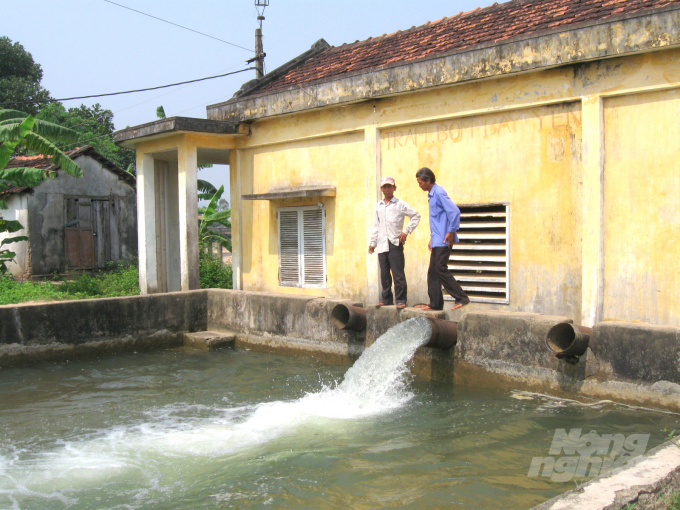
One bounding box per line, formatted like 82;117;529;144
603;89;680;326
238;131;369;299
380;103;583;317
229;48;680;326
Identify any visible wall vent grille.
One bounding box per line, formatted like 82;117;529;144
448;204;509;304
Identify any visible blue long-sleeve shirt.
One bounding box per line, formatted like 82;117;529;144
428;184;461;247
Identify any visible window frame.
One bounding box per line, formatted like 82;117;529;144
277;205;327;289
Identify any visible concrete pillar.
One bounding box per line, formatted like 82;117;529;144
580;96;605;326
231;149;243;290
178;143;199;290
365;125;381;305
136;153;158;294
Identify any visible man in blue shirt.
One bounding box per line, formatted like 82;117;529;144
415;167;469;311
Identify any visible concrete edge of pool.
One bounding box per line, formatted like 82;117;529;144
1;288;679;509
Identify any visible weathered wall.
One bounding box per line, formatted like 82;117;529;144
0;291;207;347
380;103;582;318
207;289;364;361
603;89;680;326
227;47;680;327
27;155;137;275
0;194;29;276
237;131;370;300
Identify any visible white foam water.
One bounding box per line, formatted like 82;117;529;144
0;317;433;503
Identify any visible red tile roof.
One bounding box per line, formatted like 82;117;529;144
1;146;135;198
4;154;57;170
255;0;679;95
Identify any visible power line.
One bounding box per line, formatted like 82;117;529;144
103;0;254;53
1;68;255;106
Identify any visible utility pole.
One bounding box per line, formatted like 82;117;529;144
253;0;268;79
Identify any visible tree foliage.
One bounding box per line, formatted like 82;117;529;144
36;102;135;171
199;185;231;252
0;37;52;115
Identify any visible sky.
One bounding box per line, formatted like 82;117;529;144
3;0;503;198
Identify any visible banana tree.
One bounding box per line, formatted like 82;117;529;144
198;185;231;253
0;109;82;272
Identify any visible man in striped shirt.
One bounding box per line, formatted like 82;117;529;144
415;167;470;311
369;176;421;309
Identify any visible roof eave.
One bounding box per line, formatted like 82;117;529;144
207;5;680;122
113;116;244;149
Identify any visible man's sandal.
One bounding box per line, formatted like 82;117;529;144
451;302;469;311
396;303;406;309
375;302;387;308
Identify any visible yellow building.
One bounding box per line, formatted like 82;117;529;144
115;0;680;327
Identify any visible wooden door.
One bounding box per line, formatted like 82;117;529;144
92;199;111;269
64;197;95;269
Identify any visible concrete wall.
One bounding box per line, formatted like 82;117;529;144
225;48;680;328
2;290;677;410
0;194;29;276
0;291;207;347
26;154;137;275
236;131;369;299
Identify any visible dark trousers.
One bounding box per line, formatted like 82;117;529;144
378;242;407;305
427;246;469;310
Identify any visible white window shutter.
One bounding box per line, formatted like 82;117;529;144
278;206;326;288
278;210;301;287
301;208;326;287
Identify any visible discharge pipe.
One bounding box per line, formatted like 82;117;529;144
545;322;592;364
330;305;458;349
331;303;367;332
424;318;458;350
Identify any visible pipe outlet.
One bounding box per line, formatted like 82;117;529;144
545;323;592;364
331;303;367;332
424;318;458;350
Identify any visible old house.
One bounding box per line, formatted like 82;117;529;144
0;145;137;277
114;0;680;328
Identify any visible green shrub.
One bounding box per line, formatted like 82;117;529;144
0;261;140;305
668;493;680;510
199;251;232;289
0;273;64;305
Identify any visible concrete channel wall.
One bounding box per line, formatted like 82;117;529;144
1;289;679;509
0;290;207;367
1;288;678;411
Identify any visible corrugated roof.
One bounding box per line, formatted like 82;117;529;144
252;0;679;96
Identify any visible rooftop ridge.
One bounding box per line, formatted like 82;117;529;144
235;0;680;98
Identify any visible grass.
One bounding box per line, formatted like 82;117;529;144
0;260;140;305
668;494;680;510
0;254;233;306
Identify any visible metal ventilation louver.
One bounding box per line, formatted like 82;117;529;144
448;204;509;304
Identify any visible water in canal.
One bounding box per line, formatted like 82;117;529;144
1;318;677;509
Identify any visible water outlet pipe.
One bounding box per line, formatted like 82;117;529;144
331;303;367;332
545;322;592;364
424;318;458;350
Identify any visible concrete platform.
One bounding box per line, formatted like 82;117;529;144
183;331;236;350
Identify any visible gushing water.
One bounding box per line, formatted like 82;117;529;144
0;318;433;506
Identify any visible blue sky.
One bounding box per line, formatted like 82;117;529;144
4;0;503;196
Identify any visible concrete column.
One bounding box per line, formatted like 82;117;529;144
581;96;605;326
232;149;243;290
136;153;158;294
365;125;381;305
177;143;199;291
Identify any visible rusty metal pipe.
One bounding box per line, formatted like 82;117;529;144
331;303;367;332
545;322;592;364
424;318;458;350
